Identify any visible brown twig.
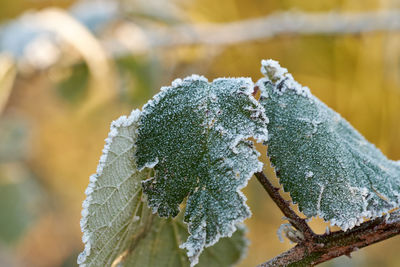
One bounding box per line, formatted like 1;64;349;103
259;211;400;266
254;171;400;266
254;171;315;239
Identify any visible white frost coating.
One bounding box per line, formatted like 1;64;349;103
78;109;141;266
260;59;311;98
161;75;208;93
184;74;208;82
171;78;183;87
137;75;267;266
316;184;325;216
325;226;331;234
260;60;287;81
138;158;159;172
305;171;314;178
277;223;292;243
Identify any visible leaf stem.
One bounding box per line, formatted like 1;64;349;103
254;171;315;239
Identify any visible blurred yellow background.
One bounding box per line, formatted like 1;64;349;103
0;0;400;266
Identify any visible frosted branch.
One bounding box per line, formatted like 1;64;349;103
254;171;315;240
259;210;400;266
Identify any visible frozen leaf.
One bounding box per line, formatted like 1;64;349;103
78;110;151;267
118;213;248;267
258;59;400;230
136;75;268;265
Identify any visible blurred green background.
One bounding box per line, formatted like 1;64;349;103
0;0;400;266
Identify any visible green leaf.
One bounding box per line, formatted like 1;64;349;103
136;75;268;265
118;213;248;267
258;59;400;230
78;109;248;267
78;110;151;267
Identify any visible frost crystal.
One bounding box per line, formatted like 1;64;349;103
260;59;311;98
78;110;151;267
259;59;400;231
136;76;268;265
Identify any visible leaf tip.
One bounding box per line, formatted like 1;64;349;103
260;59;311;98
